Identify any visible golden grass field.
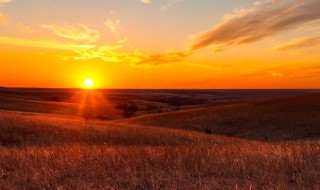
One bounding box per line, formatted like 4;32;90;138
0;89;319;189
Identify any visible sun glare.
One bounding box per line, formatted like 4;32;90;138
84;78;94;88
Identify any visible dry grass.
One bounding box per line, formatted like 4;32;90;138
0;144;319;189
0;94;319;189
123;94;320;141
0;111;230;147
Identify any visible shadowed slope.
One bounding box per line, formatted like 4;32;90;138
121;94;320;141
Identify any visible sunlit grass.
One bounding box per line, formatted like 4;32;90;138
0;144;319;189
0;111;319;189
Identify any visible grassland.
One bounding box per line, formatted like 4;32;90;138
124;94;320;141
0;89;319;189
1;143;319;189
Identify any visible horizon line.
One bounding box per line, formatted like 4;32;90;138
1;87;320;91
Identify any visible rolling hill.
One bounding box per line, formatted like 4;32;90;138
0;91;319;189
120;94;320;141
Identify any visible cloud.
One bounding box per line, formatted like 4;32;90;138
16;23;34;33
134;51;188;66
190;0;320;51
68;42;188;66
67;39;140;63
41;24;100;43
253;0;282;6
140;0;186;10
245;69;283;78
0;37;181;66
0;0;12;3
298;19;320;32
0;35;186;65
104;19;120;33
0;37;95;52
141;0;151;4
0;0;13;24
273;35;320;51
162;0;186;10
0;36;139;64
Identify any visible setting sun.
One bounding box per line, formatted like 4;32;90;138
84;78;94;88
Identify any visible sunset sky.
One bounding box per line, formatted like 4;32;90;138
1;0;320;89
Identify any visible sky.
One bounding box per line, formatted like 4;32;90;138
0;0;320;89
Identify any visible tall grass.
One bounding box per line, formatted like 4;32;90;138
0;111;233;147
0;111;319;189
0;144;319;189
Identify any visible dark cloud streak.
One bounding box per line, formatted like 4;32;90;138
190;0;320;51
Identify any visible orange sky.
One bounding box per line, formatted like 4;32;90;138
0;0;320;89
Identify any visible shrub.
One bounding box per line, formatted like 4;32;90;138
146;104;158;111
122;104;139;118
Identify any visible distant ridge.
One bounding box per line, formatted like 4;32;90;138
122;93;320;141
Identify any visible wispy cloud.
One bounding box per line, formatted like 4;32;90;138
1;11;191;66
244;68;284;78
0;0;13;24
243;64;320;79
66;39;139;63
0;37;95;52
253;0;282;6
273;35;320;51
141;0;151;4
66;43;188;66
134;51;188;66
0;34;187;66
41;24;100;43
0;0;13;3
162;0;186;10
0;36;136;64
298;19;320;32
190;0;320;51
104;19;120;33
16;23;34;33
140;0;186;10
291;65;320;78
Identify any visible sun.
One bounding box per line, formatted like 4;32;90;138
84;78;94;88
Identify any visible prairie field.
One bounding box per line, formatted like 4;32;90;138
3;0;320;189
0;89;319;189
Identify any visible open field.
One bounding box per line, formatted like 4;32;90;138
0;89;319;189
3;0;320;189
123;93;320;141
1;88;318;119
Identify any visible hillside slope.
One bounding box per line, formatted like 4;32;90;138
0;110;241;147
0;95;319;189
120;94;320;141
